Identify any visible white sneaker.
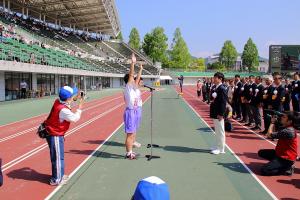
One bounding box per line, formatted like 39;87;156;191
210;149;221;155
133;141;141;148
220;151;226;154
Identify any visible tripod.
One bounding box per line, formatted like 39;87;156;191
144;85;160;161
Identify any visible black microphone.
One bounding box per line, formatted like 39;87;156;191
144;85;156;91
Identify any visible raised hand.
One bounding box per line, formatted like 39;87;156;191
131;53;136;64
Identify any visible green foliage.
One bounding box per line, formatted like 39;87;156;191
219;40;238;68
128;28;141;50
190;58;206;71
242;38;259;72
116;32;123;41
211;62;226;71
169;28;191;68
142;27;168;65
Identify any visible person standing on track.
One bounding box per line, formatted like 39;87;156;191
209;72;227;155
123;54;143;160
291;72;300;112
45;86;84;186
178;75;184;94
196;79;202;98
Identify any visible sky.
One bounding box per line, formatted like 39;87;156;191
115;0;300;59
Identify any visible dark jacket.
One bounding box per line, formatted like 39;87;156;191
271;84;285;111
251;83;264;106
210;84;227;119
233;81;242;102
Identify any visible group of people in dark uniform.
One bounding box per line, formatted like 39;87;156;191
200;72;300;176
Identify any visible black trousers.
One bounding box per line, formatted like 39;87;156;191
202;91;207;101
251;104;261;127
246;103;254;123
262;108;271;132
21;88;26;99
283;100;291;111
258;149;294;176
292;98;300;112
233;99;241;118
241;103;248;122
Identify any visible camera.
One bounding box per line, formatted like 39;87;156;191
264;109;283;129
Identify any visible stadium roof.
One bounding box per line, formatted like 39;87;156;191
8;0;121;36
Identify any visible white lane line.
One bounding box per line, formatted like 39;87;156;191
0;96;122;143
181;88;278;200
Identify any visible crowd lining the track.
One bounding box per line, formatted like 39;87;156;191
191;72;300;176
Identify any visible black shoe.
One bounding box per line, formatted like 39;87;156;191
251;126;261;131
259;130;267;135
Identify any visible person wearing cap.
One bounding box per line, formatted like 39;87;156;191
209;72;227;155
44;85;83;186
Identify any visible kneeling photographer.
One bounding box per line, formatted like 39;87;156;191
258;111;299;176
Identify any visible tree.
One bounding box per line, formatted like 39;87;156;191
116;32;123;41
190;58;205;71
242;38;259;72
169;28;191;68
142;27;168;65
128;28;141;50
211;62;226;71
219;40;238;69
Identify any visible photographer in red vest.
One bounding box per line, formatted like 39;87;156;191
258;112;298;176
45;86;84;185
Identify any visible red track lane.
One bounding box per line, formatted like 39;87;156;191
0;93;123;139
178;85;300;200
0;94;124;169
0;92;150;200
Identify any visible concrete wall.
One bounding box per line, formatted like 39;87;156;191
32;73;37;91
0;71;5;101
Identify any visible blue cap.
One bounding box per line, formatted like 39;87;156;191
59;86;78;101
133;176;170;200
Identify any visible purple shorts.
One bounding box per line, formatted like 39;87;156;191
124;107;142;133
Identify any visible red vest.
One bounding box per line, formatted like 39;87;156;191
45;99;71;136
275;127;298;161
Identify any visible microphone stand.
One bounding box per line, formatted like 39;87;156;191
144;85;160;161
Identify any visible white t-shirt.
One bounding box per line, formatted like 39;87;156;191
20;82;27;89
135;88;143;107
124;83;138;109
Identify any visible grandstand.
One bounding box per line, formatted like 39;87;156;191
0;0;160;101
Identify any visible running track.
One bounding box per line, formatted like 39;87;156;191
178;85;300;200
0;91;150;200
